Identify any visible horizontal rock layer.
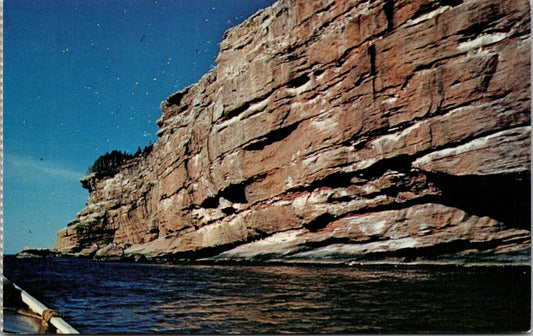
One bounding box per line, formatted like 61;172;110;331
54;0;531;263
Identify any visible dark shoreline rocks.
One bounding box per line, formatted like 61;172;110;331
16;248;65;259
17;246;531;267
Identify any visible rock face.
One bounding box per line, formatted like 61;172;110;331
54;0;531;263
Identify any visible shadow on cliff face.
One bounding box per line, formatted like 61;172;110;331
426;172;531;230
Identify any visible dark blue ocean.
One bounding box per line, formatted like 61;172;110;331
3;256;530;334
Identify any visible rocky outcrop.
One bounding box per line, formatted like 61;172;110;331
54;0;531;264
16;248;64;259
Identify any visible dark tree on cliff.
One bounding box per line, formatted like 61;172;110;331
88;150;134;177
142;142;154;156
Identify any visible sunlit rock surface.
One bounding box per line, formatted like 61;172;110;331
54;0;530;263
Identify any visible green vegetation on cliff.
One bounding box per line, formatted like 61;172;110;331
88;145;153;178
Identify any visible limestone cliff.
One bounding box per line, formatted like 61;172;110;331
54;0;531;263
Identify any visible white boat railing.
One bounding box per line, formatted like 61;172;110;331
7;278;79;334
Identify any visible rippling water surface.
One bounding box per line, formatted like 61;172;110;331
3;256;530;334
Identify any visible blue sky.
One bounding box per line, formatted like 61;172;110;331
3;0;276;254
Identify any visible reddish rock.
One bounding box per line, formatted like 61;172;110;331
412;126;531;175
54;0;530;263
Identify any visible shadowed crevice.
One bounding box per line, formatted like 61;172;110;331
200;183;249;209
166;88;188;106
243;123;299;151
221;183;248;204
383;0;394;32
287;73;310;88
304;213;336;232
426;172;531;230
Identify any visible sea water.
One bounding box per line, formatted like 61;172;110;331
3;255;530;334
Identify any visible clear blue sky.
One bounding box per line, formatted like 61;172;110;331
3;0;276;254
